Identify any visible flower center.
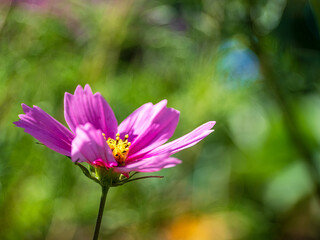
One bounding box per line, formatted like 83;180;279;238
103;133;131;166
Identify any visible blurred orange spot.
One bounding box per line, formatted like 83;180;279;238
166;214;232;240
165;211;249;240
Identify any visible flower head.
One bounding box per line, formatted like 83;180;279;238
14;85;215;182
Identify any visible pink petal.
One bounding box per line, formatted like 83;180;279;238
119;100;180;159
13;104;74;156
118;102;153;142
71;123;117;167
144;121;216;157
114;154;181;173
64;84;118;139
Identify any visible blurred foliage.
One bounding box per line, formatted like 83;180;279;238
0;0;320;239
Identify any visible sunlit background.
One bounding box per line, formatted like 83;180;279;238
1;0;320;239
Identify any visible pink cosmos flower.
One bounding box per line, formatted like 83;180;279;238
14;85;215;176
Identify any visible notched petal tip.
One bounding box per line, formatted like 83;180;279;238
21;103;32;113
84;84;93;93
158;99;168;106
120;99;181;159
64;92;72;99
14;104;74;156
64;84;118;138
74;85;84;95
142;120;216;157
208;121;216;128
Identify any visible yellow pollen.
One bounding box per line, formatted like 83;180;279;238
103;133;131;166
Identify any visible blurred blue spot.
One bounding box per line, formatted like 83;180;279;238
217;40;260;88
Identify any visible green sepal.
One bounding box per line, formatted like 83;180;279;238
74;160;164;187
75;161;100;184
95;167;122;187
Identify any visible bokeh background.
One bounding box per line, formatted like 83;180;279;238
1;0;320;239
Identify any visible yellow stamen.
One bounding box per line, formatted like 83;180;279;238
104;133;131;166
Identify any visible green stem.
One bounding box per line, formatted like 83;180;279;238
93;186;109;240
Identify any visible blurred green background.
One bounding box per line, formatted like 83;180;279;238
1;0;320;239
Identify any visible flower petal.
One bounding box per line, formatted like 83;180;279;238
118;102;153;142
119;100;180;159
144;121;216;157
64;84;118;139
71;123;117;167
115;154;181;173
13;104;74;156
